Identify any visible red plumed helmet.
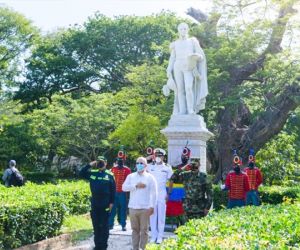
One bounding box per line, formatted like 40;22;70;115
182;147;191;157
117;150;126;160
232;150;242;166
248;148;255;163
233;155;240;164
146;147;153;155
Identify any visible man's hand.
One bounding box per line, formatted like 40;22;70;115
109;203;113;212
148;207;154;216
89;161;97;167
146;155;152;161
136;182;146;189
181;164;189;171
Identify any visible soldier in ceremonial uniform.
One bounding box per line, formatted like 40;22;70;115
170;157;213;220
109;148;131;231
245;149;263;206
79;156;116;250
223;151;250;209
175;147;192;170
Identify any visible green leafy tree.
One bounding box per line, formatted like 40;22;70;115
109;107;166;159
186;0;300;180
0;100;43;168
256;107;300;185
7;2;300;180
0;7;37;88
15;13;181;105
256;132;299;185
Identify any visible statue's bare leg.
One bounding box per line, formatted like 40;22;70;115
173;92;179;114
174;67;186;114
184;71;195;114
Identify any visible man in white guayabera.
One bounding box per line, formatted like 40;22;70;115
163;22;208;115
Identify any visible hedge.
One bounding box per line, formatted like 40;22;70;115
0;199;64;249
22;172;57;183
148;203;300;249
213;185;300;210
0;181;90;249
0;181;90;215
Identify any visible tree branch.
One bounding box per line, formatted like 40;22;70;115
186;7;208;23
237;77;264;83
230;2;297;86
239;80;300;156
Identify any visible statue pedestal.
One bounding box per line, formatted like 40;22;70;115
161;114;213;172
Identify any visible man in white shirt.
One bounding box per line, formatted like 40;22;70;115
148;148;173;244
122;156;157;250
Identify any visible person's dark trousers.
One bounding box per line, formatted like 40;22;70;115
109;192;127;228
91;206;110;250
227;199;245;209
246;190;260;206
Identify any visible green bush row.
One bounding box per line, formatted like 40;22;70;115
0;181;90;249
0;199;65;249
148;203;300;249
212;185;300;210
0;181;90;215
23;171;57;183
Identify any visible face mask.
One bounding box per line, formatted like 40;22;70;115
155;157;162;163
234;166;241;173
249;162;254;168
117;160;124;168
181;157;188;165
136;163;145;172
97;161;106;170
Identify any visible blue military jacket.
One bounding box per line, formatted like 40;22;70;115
80;164;116;209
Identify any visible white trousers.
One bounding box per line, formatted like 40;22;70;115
150;200;166;240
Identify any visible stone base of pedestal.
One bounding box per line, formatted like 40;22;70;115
161;114;213;172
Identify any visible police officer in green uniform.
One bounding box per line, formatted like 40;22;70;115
170;157;213;220
79;157;116;250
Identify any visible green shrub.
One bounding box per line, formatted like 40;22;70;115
0;181;90;215
0;199;65;249
212;185;228;210
23;171;57;183
148;203;300;249
259;185;300;204
0;181;91;249
212;185;300;210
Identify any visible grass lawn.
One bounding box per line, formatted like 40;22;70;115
61;213;93;242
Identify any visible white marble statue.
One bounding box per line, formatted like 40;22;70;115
162;22;208;115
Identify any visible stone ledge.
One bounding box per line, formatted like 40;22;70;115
14;233;72;250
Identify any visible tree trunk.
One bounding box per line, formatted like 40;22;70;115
205;2;300;182
213;81;300;182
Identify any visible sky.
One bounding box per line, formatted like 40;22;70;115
0;0;213;32
1;0;299;53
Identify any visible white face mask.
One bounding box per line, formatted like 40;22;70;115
155;157;162;163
